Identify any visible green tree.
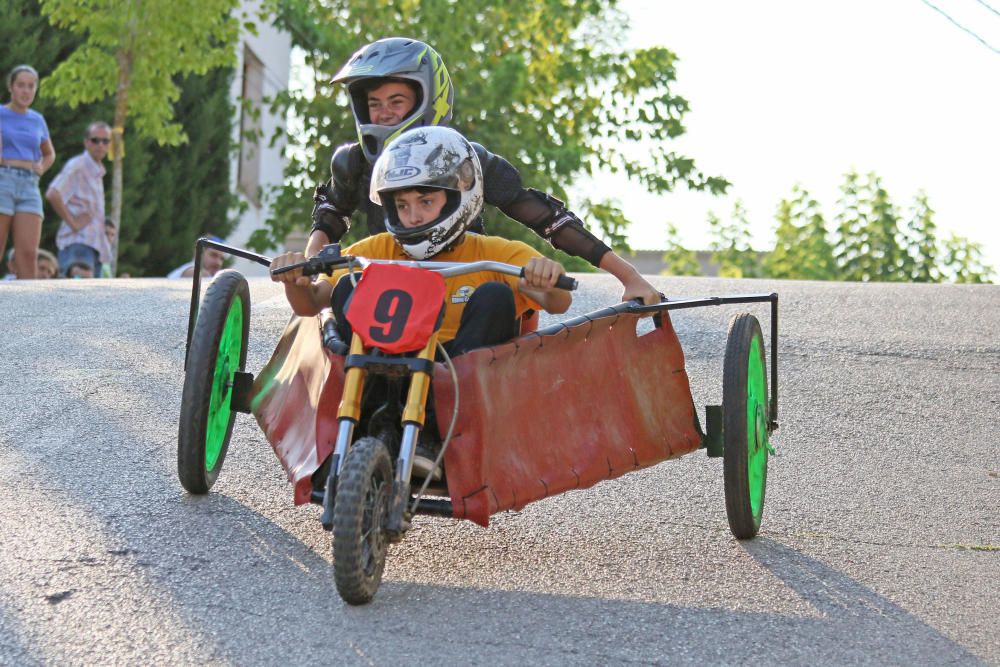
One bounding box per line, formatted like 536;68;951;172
832;170;865;280
869;176;911;281
2;0;238;276
120;68;238;276
708;201;761;278
259;0;729;260
904;191;940;282
833;170;910;282
39;0;241;273
940;234;995;284
660;223;701;276
764;186;837;280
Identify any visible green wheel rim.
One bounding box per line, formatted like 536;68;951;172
746;335;768;519
205;296;243;471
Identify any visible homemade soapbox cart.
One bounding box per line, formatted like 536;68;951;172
177;238;779;605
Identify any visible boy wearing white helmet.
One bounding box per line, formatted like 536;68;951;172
272;126;571;357
306;37;660;307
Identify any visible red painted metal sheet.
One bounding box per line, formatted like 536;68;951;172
250;316;342;505
251;310;702;524
433;311;702;527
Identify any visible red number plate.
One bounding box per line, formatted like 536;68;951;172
345;263;446;353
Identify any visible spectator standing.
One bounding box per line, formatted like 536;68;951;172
46;121;111;277
0;65;56;279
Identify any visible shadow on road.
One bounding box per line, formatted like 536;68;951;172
0;280;990;665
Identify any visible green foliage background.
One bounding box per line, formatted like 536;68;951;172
256;0;729;269
662;170;995;284
6;0;989;283
1;0;236;276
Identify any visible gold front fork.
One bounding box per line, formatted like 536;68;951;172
402;333;439;427
337;334;368;421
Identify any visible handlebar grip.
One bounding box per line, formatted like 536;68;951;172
269;263;302;276
270;254;350;277
555;274;578;291
519;268;577;291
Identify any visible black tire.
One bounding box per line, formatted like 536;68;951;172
332;436;393;605
722;313;770;539
178;270;250;494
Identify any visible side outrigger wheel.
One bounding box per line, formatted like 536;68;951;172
722;313;771;539
333;436;393;605
178;270;250;494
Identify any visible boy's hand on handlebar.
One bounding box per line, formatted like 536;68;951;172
270;251;311;287
520;256;566;291
621;273;662;306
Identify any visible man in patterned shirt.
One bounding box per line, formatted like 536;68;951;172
46;121;111;277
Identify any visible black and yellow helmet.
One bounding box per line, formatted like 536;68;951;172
331;37;454;163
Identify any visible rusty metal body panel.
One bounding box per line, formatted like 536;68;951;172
250;310;702;525
250;316;341;505
433;311;702;526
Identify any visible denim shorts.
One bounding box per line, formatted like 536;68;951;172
0;165;43;217
58;243;102;278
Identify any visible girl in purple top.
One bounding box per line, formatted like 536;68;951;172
0;65;56;279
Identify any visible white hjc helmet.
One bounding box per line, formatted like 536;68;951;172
369;126;484;260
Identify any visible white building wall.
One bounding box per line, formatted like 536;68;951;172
227;1;291;276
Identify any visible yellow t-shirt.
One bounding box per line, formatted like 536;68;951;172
322;233;543;343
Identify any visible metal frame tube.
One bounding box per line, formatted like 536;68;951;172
184;237;272;370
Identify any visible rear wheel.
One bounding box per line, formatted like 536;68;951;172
333;436;393;605
722;313;770;539
178;270;250;494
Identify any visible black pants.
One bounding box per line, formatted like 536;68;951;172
331;275;520;357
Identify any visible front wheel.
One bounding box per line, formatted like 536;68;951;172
332;436;393;605
178;270;250;494
722;313;770;539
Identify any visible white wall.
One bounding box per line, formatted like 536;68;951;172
227;0;291;276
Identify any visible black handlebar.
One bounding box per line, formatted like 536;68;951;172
270;254;352;277
518;268;577;291
269;243;577;291
270;244;352;278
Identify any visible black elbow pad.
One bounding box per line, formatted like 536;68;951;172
527;189;581;239
311;143;367;242
528;189;611;267
329;142;366;191
310;181;350;242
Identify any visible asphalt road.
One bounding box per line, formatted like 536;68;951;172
1;274;997;666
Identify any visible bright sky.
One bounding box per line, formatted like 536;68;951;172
607;0;1000;271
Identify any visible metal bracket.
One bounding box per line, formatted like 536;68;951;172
230;371;255;414
704;405;724;457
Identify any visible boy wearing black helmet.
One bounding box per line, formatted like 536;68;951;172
306;37;661;307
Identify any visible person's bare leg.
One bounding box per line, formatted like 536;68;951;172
12;212;42;279
0;214;12;265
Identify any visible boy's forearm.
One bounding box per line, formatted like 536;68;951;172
522;287;571;315
305;230;329;258
284;282;325;316
46;190;80;230
599;250;661;305
599;251;640;282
